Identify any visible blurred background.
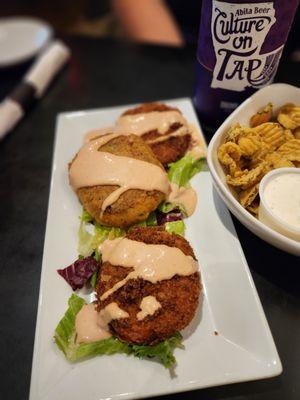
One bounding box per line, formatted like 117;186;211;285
1;0;200;46
1;0;298;54
1;4;300;400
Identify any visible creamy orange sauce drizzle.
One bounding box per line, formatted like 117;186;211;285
167;183;197;217
75;302;128;343
115;110;188;136
75;303;110;343
83;118;206;162
146;126;188;144
137;296;161;321
186;124;207;159
69;133;170;212
98;302;129;330
99;238;198;301
115;113;206;159
84;127;115;143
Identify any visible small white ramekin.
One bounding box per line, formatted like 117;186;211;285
259;168;300;242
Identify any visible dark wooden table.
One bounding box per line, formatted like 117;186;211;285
0;37;299;400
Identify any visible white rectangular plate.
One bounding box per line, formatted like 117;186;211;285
30;98;282;400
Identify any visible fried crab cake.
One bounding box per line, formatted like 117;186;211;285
74;135;166;228
119;103;192;167
96;227;201;345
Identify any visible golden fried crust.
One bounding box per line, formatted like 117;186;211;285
78;187;164;228
76;135;166;228
122;102;179;115
150;134;191;166
122;103;191;166
98;134;163;167
96;227;201;344
127;226;196;257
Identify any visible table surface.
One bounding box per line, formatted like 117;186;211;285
0;37;299;400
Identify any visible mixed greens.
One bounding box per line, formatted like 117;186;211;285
78;211;125;257
55;153;206;368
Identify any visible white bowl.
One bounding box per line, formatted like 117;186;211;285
207;83;300;257
259;168;300;242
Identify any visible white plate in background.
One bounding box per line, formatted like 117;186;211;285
0;17;52;67
207;83;300;257
29;98;281;400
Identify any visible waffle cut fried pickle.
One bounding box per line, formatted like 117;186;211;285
218;102;300;216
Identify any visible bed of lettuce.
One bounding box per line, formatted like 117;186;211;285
55;294;183;369
55;155;206;369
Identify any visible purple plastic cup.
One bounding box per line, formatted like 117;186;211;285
193;0;299;130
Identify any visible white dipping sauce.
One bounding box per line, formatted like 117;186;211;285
263;172;300;229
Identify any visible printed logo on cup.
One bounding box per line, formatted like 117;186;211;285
211;1;283;91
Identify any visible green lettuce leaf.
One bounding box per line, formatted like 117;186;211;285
132;211;158;228
89;249;101;289
168;155;207;187
54;294;85;359
81;209;93;223
165;220;185;236
78;220;94;257
93;249;101;262
73;337;131;360
145;211;158;227
158;201;187;216
89;271;98;289
78;209;126;257
54;294;183;368
131;331;183;369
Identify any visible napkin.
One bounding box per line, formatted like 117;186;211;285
0;40;70;140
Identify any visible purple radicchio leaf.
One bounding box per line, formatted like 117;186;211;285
156;209;183;225
57;256;99;291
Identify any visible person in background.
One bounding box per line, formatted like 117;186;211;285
111;0;202;47
2;0;298;52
